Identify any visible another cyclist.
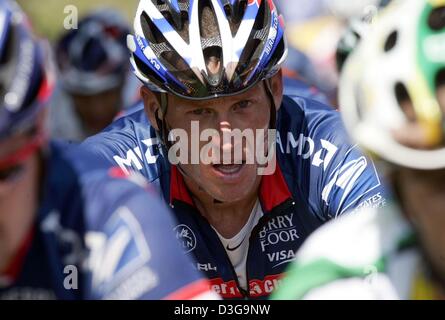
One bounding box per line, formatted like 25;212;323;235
0;2;217;300
51;9;138;141
273;0;445;300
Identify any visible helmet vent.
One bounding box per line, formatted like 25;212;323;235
384;30;398;52
235;0;268;82
141;11;168;45
200;3;224;84
221;0;247;34
140;11;193;77
435;68;445;114
152;0;190;31
395;82;416;122
428;6;445;31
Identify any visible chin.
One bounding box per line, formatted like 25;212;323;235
212;191;249;203
206;177;258;203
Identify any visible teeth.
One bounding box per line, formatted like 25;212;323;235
214;164;242;174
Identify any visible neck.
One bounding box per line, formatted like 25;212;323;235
0;155;40;273
184;177;261;239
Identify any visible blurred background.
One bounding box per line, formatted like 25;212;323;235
12;0;382;142
17;0;138;41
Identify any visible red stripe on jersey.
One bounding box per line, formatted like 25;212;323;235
163;279;213;300
1;227;35;284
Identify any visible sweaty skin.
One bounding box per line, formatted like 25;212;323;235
142;72;283;238
71;86;123;136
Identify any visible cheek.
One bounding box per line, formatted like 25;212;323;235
242;104;270;130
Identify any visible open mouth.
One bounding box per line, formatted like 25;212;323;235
212;163;245;175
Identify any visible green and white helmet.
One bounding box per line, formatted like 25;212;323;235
339;0;445;170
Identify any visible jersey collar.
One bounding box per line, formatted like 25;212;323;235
169;162;292;213
0;227;35;287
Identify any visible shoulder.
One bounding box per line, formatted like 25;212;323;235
277;95;387;219
46;141;158;211
279;95;346;141
278;95;351;157
272;205;416;299
78;107;164;180
283;77;330;105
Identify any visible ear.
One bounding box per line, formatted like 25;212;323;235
141;86;161;131
269;69;284;111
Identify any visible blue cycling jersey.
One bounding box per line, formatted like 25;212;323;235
0;142;214;300
79;94;387;299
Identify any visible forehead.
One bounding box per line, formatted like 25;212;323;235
168;81;266;109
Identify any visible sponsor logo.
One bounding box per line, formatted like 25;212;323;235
321;147;383;216
174;224;197;253
197;263;217;272
351;192;386;213
85;207;155;294
113;138;160;174
267;249;297;268
226;236;247;252
264;13;279;56
249;274;284;298
258;214;299;253
322;156;368;206
209;274;285;299
209;278;243;299
276;132;339;170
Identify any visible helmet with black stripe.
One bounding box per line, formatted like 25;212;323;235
128;0;287;100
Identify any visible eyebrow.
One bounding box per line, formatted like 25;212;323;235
173;86;261;110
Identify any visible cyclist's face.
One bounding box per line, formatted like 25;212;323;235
71;86;123;136
0;133;39;272
150;75;283;203
397;168;445;280
0;134;36;193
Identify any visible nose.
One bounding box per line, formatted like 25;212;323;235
216;119;246;164
219;121;233;154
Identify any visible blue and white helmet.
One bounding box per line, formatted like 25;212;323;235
56;9;130;95
0;0;53;139
128;0;288;100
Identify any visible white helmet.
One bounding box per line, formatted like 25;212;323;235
340;0;445;170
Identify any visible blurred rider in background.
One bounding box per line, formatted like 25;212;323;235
51;9;139;142
0;1;218;300
273;0;445;300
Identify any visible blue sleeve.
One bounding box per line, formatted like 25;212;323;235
294;99;388;221
283;77;330;106
78;110;162;178
81;170;213;300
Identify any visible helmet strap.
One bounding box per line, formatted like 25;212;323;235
264;78;277;131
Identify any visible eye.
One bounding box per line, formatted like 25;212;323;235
233;100;252;111
189;108;212;116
